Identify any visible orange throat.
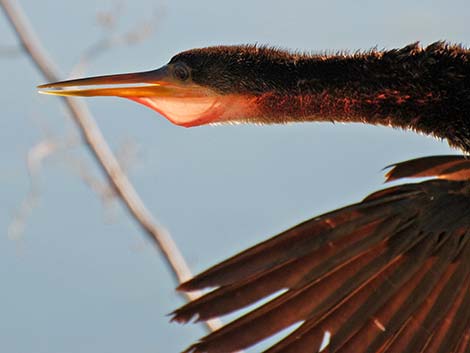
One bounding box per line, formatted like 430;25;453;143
127;94;260;127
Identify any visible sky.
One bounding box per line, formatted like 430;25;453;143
1;1;469;352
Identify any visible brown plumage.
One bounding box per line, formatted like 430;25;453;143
38;42;470;353
172;156;470;353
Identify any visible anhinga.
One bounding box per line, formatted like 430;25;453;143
39;42;470;353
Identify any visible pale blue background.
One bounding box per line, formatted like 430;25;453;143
1;1;469;352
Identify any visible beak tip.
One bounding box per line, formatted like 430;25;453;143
37;89;65;96
37;82;54;89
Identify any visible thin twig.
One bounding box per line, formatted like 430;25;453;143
0;0;221;332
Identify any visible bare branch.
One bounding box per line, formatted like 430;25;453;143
0;0;221;332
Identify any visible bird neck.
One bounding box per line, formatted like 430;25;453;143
238;43;470;152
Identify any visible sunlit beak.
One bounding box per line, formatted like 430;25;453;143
38;66;192;98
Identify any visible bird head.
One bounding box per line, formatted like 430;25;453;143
38;45;295;127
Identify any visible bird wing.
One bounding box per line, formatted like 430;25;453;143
173;155;470;353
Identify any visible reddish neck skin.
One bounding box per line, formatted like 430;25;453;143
128;93;262;127
128;97;224;127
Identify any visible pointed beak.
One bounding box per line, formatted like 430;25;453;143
37;66;189;98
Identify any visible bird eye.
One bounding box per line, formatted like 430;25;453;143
173;63;190;81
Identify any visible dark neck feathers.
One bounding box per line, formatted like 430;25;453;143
210;42;470;152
